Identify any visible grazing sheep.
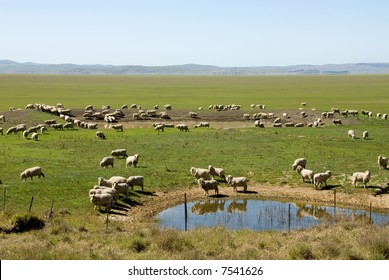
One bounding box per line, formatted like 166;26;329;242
378;155;388;169
348;130;356;139
126;154;140;168
332;119;342;125
362;130;369;140
31;132;38;141
382;114;387;120
226;175;248;192
96;131;106;140
313;171;332;189
20;166;45;182
112;182;130;198
126;175;144;191
100;156;114;168
110;148;128;159
189;112;198;118
208;165;226;181
111;124;123;132
154;124;165;132
23;130;29;139
0;115;5;122
97;176;126;192
89;192;113;212
292;158;307;170
176;124;189;131
254;120;264;128
295;165;315;184
190;167;211;180
352;170;371;188
197;178;219;196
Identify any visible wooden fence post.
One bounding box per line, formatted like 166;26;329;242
28;196;34;212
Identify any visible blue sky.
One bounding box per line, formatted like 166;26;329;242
2;0;389;66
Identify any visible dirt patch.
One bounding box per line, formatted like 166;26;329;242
115;183;389;223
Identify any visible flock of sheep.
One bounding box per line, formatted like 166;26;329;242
2;101;388;214
190;166;248;196
292;156;387;190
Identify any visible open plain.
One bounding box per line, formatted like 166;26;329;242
0;74;389;260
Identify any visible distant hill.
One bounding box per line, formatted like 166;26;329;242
1;60;389;75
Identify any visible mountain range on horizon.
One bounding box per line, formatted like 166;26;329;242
1;59;389;75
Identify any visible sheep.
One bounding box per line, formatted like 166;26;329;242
111;124;123;132
0;115;5;122
112;182;131;198
190;167;211;180
189;112;198;118
96;131;106;140
197;178;219;196
348;130;356;139
110;148;128;159
127;175;144;191
91;185;119;205
126;154;140;168
6;126;17;135
154;124;165;132
313;171;332;189
254;120;264;128
176;124;189;131
100;156;114;168
352;170;371;188
89;192;113;212
378;155;388;169
295;166;315;184
362;130;369;140
332;119;342;125
31;132;38;141
97;176;126;189
208;165;226;181
20;166;45;182
226;175;248;192
382;114;388;120
23;130;29;139
292;158;307;170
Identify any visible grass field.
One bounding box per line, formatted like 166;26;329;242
1;74;389;260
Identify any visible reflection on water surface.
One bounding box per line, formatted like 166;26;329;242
156;198;389;231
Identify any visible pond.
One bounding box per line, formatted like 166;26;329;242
156;198;389;231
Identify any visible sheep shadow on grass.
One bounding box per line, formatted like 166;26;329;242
317;184;341;191
121;197;144;207
208;194;229;199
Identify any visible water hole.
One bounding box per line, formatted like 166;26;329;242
156;198;389;231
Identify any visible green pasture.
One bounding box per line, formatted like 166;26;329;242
1;75;389;225
1;74;389;112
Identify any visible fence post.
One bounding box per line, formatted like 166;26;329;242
184;193;188;232
47;199;54;220
333;189;336;222
28;196;34;212
288;203;291;232
369;202;372;224
3;186;6;211
106;211;109;230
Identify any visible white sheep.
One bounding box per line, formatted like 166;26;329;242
110;149;128;159
197;178;219;196
378;155;388;169
126;154;140;168
313;171;332;189
352;170;371;188
126;175;144;191
97;176;126;188
20;166;45;182
208;165;226;181
100;156;114;168
31;132;38;141
292;158;307;170
226;175;248;192
154;124;165;132
89;192;113;212
91;185;118;204
295;165;315;184
112;182;131;198
96;131;106;140
190;167;211;180
348;130;356;139
362;130;369;140
111;124;123;132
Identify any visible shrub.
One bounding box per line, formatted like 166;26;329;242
9;213;45;233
